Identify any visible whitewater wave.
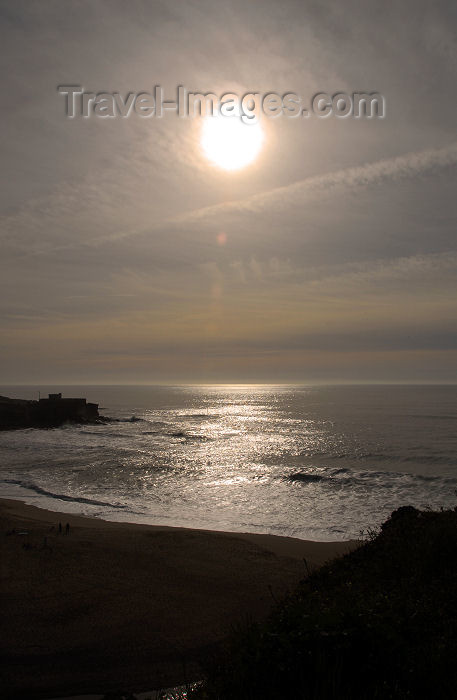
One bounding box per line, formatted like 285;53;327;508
2;479;128;509
285;466;457;489
328;451;457;466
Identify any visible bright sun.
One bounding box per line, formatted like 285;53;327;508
201;115;264;171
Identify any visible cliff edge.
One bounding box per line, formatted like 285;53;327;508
0;393;100;430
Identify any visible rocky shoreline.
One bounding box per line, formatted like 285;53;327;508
0;393;105;430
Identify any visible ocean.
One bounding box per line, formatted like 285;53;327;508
0;384;456;541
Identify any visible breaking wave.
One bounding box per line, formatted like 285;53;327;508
2;479;128;509
285;467;457;489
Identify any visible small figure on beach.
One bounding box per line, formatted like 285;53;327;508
65;522;70;535
40;536;51;552
58;522;62;534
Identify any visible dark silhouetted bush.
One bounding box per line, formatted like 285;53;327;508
193;506;457;699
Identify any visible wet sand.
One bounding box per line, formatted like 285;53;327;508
0;498;357;698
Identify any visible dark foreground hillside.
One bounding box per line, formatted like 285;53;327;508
193;506;457;700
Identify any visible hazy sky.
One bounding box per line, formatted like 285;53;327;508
1;0;456;384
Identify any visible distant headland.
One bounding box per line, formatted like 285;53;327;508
0;393;104;430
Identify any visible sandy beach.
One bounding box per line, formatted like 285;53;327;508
0;498;357;698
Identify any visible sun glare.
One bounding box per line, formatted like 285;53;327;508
201;115;264;171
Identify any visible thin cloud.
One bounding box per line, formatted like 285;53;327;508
167;141;457;227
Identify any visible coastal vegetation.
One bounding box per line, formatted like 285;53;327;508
192;506;457;699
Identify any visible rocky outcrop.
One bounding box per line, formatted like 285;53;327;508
0;394;101;430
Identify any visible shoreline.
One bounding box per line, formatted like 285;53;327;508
1;483;354;543
1;498;357;698
0;495;357;557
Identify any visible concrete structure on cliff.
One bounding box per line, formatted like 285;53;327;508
0;393;100;429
